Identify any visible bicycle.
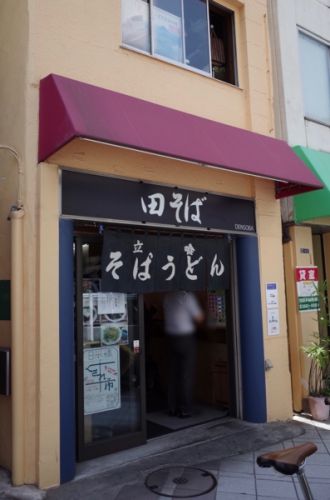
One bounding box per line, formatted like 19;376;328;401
257;442;317;500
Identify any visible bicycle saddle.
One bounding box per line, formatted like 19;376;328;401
257;442;317;475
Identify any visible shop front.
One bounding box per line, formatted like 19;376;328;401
62;169;258;463
38;74;322;482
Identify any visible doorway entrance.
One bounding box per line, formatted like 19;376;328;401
73;222;236;461
144;290;234;439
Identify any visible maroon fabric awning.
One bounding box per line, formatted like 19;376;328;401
38;74;322;198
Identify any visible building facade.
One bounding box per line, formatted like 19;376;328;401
0;0;321;489
268;0;330;411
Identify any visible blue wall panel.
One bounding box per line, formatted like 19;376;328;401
236;236;267;423
59;219;76;482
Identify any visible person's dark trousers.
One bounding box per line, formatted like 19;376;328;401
167;334;196;415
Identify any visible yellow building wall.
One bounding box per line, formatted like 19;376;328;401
0;0;30;474
254;180;292;420
30;0;273;136
283;226;318;411
0;0;291;489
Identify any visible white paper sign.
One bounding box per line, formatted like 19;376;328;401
266;282;278;308
267;308;280;336
97;293;127;315
84;346;121;415
83;293;95;341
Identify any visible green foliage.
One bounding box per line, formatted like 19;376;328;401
302;280;330;397
302;336;330;396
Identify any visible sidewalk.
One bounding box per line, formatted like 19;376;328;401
1;416;329;499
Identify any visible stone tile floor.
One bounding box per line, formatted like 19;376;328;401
200;416;330;500
1;415;329;499
134;415;330;500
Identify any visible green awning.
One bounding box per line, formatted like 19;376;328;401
293;146;330;223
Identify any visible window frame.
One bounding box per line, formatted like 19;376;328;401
209;0;238;86
121;0;238;86
298;27;330;127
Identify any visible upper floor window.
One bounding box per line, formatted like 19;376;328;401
299;31;330;126
121;0;237;85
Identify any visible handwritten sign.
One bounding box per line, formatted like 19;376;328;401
84;346;121;415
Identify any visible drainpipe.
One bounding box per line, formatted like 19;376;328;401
0;145;25;485
11;205;25;486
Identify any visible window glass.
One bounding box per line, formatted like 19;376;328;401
81;239;143;445
152;0;183;63
122;0;151;53
299;32;330;125
183;0;210;72
210;3;236;85
121;0;238;85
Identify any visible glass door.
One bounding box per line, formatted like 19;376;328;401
75;233;146;461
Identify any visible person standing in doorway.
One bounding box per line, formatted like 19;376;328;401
163;291;204;418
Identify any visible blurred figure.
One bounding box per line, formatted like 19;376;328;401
163;291;204;418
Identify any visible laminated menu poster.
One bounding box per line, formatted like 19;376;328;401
84;346;121;415
97;292;127;316
83;292;128;344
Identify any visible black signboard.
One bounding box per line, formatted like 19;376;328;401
101;230;229;293
62;170;256;234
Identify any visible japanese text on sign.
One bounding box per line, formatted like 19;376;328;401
102;231;229;293
62;171;256;233
141;192;207;225
84;346;121;415
295;266;319;312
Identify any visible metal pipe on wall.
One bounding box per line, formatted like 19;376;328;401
0;145;25;483
11;206;25;485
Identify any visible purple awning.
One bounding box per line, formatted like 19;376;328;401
39;74;322;198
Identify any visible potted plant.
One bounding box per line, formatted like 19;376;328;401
302;335;330;420
301;280;330;420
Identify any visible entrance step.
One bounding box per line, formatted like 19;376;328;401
74;418;304;484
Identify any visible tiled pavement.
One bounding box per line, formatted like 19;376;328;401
120;416;330;500
1;416;329;499
202;417;330;500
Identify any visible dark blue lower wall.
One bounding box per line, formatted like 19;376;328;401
59;219;76;482
236;236;267;423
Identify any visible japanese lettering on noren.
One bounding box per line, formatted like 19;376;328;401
105;239;224;283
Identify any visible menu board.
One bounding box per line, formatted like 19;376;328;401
83;288;128;345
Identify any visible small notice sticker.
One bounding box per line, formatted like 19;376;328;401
133;340;140;354
266;282;278;309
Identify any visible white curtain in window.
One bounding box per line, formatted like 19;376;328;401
122;0;150;52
